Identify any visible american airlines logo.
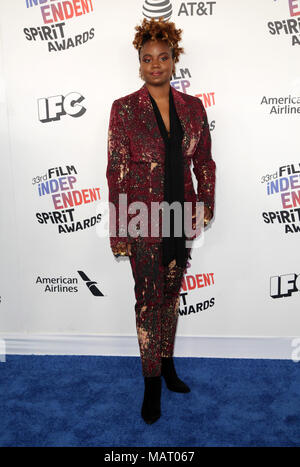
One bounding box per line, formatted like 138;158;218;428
77;271;104;296
35;270;104;296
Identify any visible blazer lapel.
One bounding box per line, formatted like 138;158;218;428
170;85;200;158
137;83;165;160
138;83;199;160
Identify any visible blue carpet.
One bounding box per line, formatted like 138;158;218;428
0;355;299;447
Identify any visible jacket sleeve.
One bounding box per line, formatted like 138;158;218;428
192;99;216;219
106;99;131;257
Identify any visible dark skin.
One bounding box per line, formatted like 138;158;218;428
139;39;174;134
127;39;212;259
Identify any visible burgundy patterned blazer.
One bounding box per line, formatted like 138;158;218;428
106;82;216;257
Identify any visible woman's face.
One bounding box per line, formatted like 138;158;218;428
139;39;175;86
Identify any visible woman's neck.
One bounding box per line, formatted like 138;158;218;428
145;82;170;101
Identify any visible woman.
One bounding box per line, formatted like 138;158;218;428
106;17;216;424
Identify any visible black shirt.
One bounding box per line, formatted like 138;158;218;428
149;86;190;268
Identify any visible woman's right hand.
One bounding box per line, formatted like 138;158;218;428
127;243;132;256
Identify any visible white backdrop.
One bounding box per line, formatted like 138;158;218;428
0;0;299;359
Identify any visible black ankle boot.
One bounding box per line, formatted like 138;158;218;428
141;375;161;424
161;357;191;393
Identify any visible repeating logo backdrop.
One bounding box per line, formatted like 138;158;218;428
0;0;299;354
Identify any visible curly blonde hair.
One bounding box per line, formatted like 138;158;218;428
133;17;184;63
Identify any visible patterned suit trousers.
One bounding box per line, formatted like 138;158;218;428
129;236;191;377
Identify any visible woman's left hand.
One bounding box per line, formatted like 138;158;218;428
204;205;213;226
192;204;213;232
